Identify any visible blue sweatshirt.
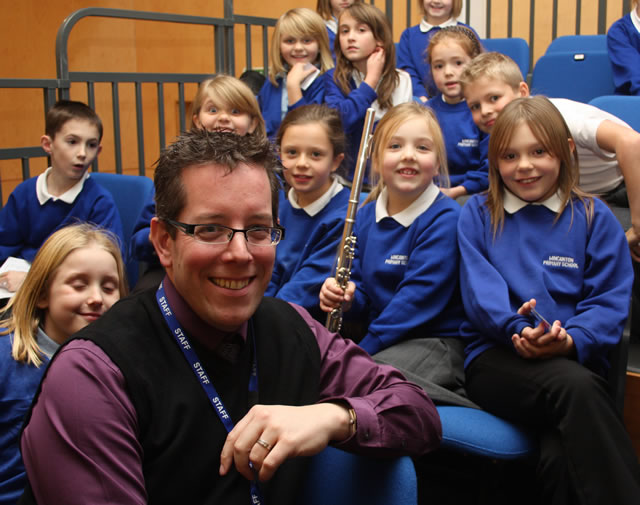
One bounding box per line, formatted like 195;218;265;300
607;13;640;96
346;185;466;355
258;73;325;139
265;184;350;321
0;176;124;263
397;21;478;99
458;193;633;376
426;95;489;194
130;193;157;264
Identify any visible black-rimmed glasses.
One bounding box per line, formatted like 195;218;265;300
164;219;284;246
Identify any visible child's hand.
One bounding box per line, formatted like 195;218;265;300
319;278;355;313
364;47;385;88
516;297;536;316
287;62;317;88
512;320;575;359
0;270;27;293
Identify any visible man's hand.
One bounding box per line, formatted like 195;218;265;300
219;403;351;482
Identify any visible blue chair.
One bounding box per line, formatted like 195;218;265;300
91;172;154;287
300;446;418;505
530;51;615;103
589;95;640;133
545;34;607;54
482;37;530;78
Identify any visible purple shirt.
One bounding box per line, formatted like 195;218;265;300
21;279;440;505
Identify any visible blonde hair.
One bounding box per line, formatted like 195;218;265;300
0;224;128;366
189;75;266;139
460;52;524;93
268;8;334;85
365;103;449;203
418;0;462;19
427;25;483;64
316;0;361;21
486;96;593;236
334;3;398;110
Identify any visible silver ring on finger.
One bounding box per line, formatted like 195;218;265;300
255;438;273;452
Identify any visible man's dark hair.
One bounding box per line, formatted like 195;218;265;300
154;130;281;231
45;100;103;140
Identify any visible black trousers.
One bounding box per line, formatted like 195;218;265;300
466;347;640;505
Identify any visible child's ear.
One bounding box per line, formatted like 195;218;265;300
568;138;576;153
330;153;345;173
36;291;49;310
192;115;202;129
247;117;258;135
518;81;530;97
40;135;53;154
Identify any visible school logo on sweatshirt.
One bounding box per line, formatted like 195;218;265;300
458;139;478;148
385;254;408;265
543;255;579;269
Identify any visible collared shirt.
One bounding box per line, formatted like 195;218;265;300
375;183;440;226
503;188;564;214
287;178;344;217
631;8;640;33
325;17;337;34
351;69;413;121
279;67;322;119
36;167;89;205
35;327;60;359
419;17;458;33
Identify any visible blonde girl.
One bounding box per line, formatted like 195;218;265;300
324;3;413;182
426;26;488;200
265;104;348;321
319;103;473;406
0;223;126;505
130;74;266;281
259;8;333;139
316;0;359;60
397;0;479;101
458;96;640;504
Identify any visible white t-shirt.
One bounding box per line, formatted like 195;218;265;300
550;98;629;194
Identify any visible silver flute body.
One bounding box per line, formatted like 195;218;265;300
326;108;376;332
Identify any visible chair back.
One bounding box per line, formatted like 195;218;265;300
545;34;607;54
588;95;640;133
300;446;418;505
90;172;154;287
481;37;530;78
530;51;614;103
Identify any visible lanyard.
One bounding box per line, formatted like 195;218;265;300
156;282;263;504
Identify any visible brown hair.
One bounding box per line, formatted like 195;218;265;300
427;25;483;64
418;0;462;19
45;100;103;141
316;0;361;21
365;102;449;204
460;52;524;93
486;96;593;236
154;130;281;231
0;223;127;366
276;104;346;176
189;75;266;139
333;3;399;110
268;8;334;85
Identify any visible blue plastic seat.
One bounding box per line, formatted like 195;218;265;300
589;95;640;133
90;172;154;287
530;51;615;103
482;37;530;78
545;34;607;54
300;446;418;505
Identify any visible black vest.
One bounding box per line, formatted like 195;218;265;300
23;289;321;505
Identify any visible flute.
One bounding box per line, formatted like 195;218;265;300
326;108;376;332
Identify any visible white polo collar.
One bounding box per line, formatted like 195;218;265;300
287;177;344;217
503;188;564;214
36;167;89;205
420;17;458;33
375;183;440;226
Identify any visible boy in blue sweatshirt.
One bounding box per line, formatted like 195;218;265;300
0;100;123;292
607;1;640;96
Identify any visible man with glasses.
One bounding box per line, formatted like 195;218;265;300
19;131;440;505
